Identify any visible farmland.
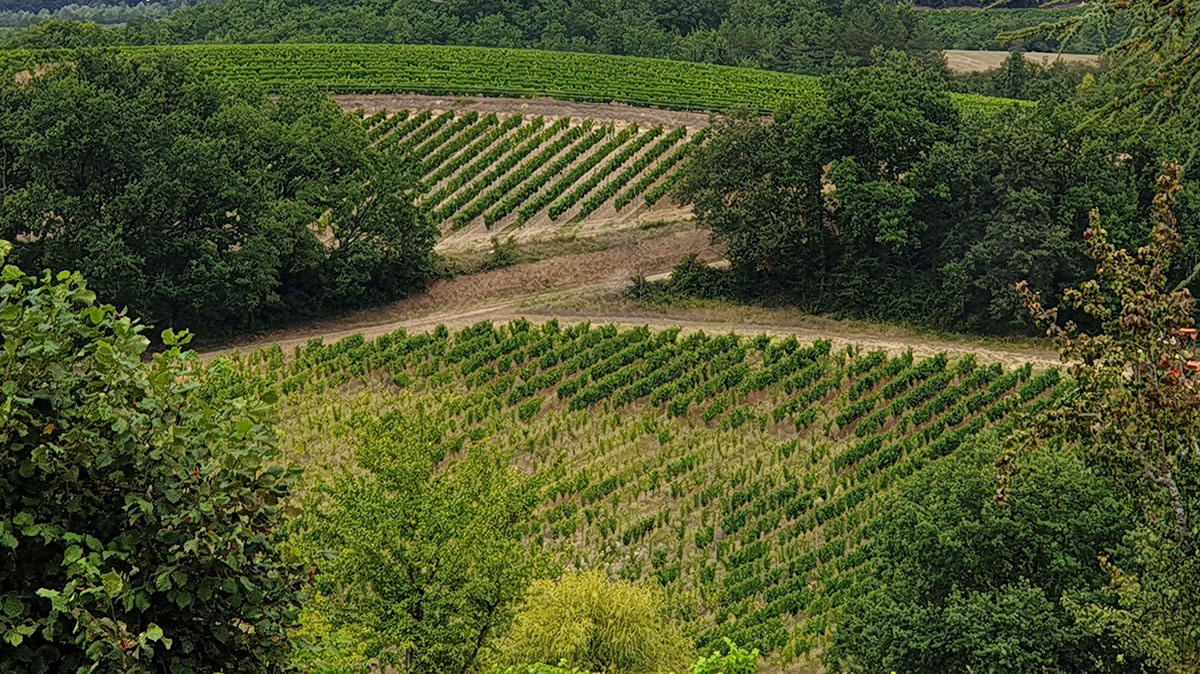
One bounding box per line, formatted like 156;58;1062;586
226;320;1065;664
361;106;706;234
0;44;1029;114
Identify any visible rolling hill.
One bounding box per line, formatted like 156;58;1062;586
224;320;1064;666
0;44;1030;113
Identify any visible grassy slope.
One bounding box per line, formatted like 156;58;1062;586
0;44;1030;113
223;320;1064;665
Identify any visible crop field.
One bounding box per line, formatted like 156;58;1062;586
224;320;1065;664
360;107;705;233
0;44;1029;114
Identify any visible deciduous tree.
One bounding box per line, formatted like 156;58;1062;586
0;241;306;673
1010;160;1200;673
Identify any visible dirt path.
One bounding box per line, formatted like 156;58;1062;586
943;49;1101;74
334;93;713;128
203;226;1059;368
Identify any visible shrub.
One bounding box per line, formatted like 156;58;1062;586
501;570;692;673
292;416;538;673
689;639;759;674
0;244;305;673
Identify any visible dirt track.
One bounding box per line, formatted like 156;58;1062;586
334;93;713;128
943;49;1101;74
205;227;1059;369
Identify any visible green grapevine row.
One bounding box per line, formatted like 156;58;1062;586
574;125;685;221
615;129;708;210
0;44;1025;114
483;124;611;227
452;121;594;229
224;319;1063;662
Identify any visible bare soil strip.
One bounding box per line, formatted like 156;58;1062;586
204;226;1058;368
333;93;714;128
943;49;1101;74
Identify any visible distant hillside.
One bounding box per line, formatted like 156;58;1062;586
0;44;1030;113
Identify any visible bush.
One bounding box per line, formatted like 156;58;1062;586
689;639;759;674
628;255;734;302
501;570;692;673
0;242;305;673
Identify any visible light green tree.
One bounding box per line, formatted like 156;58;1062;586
292;414;539;673
501;569;693;673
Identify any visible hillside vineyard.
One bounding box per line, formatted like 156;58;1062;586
0;44;1030;114
359;108;707;231
230;321;1064;663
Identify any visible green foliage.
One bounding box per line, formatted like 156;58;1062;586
0;45;1023;116
915;8;1118;51
291;414;540;673
216;320;1064;664
501;570;692;673
688;639;758;674
5;0;956;76
0;50;435;335
828;436;1138;674
0;244;305;672
628;255;734;303
679;55;1191;335
1013;162;1200;672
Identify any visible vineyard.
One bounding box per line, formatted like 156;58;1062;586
359;107;706;233
223;320;1065;664
0;44;1030;114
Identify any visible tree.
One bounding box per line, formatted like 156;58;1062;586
1010;160;1200;672
320;154;438;309
0;50;435;336
291;413;540;674
677;62;1176;334
500;569;693;673
828;435;1139;674
0;241;306;673
993;50;1033;100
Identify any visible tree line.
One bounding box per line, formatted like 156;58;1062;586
669;51;1198;335
0;50;437;337
1;0;1115;75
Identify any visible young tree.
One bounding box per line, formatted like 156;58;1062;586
0;241;306;673
1010;160;1200;672
500;569;693;673
291;414;539;674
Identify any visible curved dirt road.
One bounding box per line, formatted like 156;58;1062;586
203;227;1059;369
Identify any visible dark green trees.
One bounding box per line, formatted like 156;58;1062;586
1013;162;1200;672
0;241;306;673
0;51;436;336
828;437;1138;673
678;58;1183;334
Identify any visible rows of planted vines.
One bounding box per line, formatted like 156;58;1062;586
0;45;1028;114
224;320;1064;664
359;107;702;231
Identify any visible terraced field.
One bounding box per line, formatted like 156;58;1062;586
0;44;1030;114
228;320;1065;665
360;107;706;234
